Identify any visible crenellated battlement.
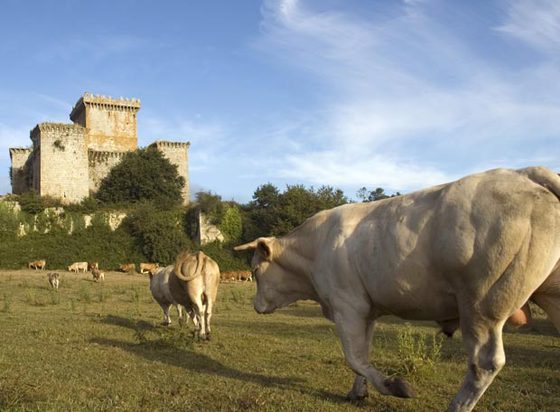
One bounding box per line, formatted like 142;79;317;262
31;122;84;137
88;149;127;163
9;147;32;158
70;93;140;122
150;140;191;149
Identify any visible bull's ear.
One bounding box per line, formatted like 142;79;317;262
256;238;274;261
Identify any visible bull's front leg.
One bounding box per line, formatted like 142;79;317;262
333;309;416;400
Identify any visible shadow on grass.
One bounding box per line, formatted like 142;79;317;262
102;314;156;331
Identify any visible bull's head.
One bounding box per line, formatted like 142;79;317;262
235;237;312;314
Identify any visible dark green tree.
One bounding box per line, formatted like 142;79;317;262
96;148;184;208
357;187;401;202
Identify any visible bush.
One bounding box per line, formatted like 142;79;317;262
123;203;193;265
201;241;249;272
0;203;20;241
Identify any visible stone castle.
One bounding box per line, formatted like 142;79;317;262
9;93;190;205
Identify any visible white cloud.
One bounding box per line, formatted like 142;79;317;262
496;0;560;55
253;0;560;193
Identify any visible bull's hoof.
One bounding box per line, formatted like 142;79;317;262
384;377;416;398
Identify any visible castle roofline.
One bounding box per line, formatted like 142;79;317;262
9;147;32;159
149;140;191;149
70;92;141;122
31;122;84;136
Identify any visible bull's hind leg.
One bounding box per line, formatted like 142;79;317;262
160;303;172;325
447;317;506;412
204;296;214;340
189;295;207;340
334;310;416;399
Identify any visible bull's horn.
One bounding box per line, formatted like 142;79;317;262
233;240;260;251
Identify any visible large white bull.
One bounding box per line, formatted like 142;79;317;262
149;251;221;340
235;167;560;412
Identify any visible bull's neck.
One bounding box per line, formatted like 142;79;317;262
275;237;319;301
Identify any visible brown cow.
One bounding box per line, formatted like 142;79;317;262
28;260;46;270
140;262;159;275
119;263;136;273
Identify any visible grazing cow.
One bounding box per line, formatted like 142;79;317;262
91;268;105;282
140;262;159;275
88;262;99;271
119;263;136;273
220;271;252;282
47;272;60;290
235;167;560;412
149;265;192;325
28;260;46;270
68;261;88;273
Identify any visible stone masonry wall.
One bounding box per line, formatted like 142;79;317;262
9;148;32;194
32;123;89;204
70;94;140;152
88;150;126;194
150;141;190;205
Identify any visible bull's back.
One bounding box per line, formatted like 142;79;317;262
325;168;560;320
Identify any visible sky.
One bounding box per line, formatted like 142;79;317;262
1;0;560;203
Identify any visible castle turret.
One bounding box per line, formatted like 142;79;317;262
9;147;32;194
30;123;89;204
70;93;140;152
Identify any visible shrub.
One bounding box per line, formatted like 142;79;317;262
123;203;193;265
0;203;20;241
201;241;249;272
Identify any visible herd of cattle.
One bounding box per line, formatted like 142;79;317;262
18;166;560;411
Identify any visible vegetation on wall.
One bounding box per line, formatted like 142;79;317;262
96;148;185;208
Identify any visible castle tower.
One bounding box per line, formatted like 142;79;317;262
30;123;89;203
149;141;191;205
9;147;32;194
69;93;141;152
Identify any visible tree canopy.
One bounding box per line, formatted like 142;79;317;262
96;148;184;208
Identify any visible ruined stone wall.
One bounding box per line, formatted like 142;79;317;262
150;141;190;205
70;93;140;152
9;148;32;194
88;150;126;194
31;123;89;204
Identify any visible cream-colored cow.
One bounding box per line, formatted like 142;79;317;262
149;251;220;340
235;167;560;412
68;261;88;273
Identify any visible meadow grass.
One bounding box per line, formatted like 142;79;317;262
0;270;558;411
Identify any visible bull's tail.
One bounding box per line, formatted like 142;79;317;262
519;167;560;202
174;250;205;282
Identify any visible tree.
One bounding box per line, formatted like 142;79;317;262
96;148;184;208
357;187;401;202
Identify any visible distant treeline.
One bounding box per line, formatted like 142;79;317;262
1;148;398;271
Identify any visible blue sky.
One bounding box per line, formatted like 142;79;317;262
1;0;560;203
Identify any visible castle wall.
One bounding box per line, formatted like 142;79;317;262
150;141;190;205
31;123;89;204
88;150;126;194
9;148;32;194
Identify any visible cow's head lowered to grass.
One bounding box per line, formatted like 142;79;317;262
234;237;316;314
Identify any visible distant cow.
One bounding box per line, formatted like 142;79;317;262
91;268;105;282
47;272;60;289
119;263;136;273
221;271;252;282
68;261;88;273
235;166;560;412
140;262;159;275
88;262;99;271
28;260;46;270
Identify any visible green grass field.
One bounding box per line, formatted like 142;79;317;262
0;270;558;411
